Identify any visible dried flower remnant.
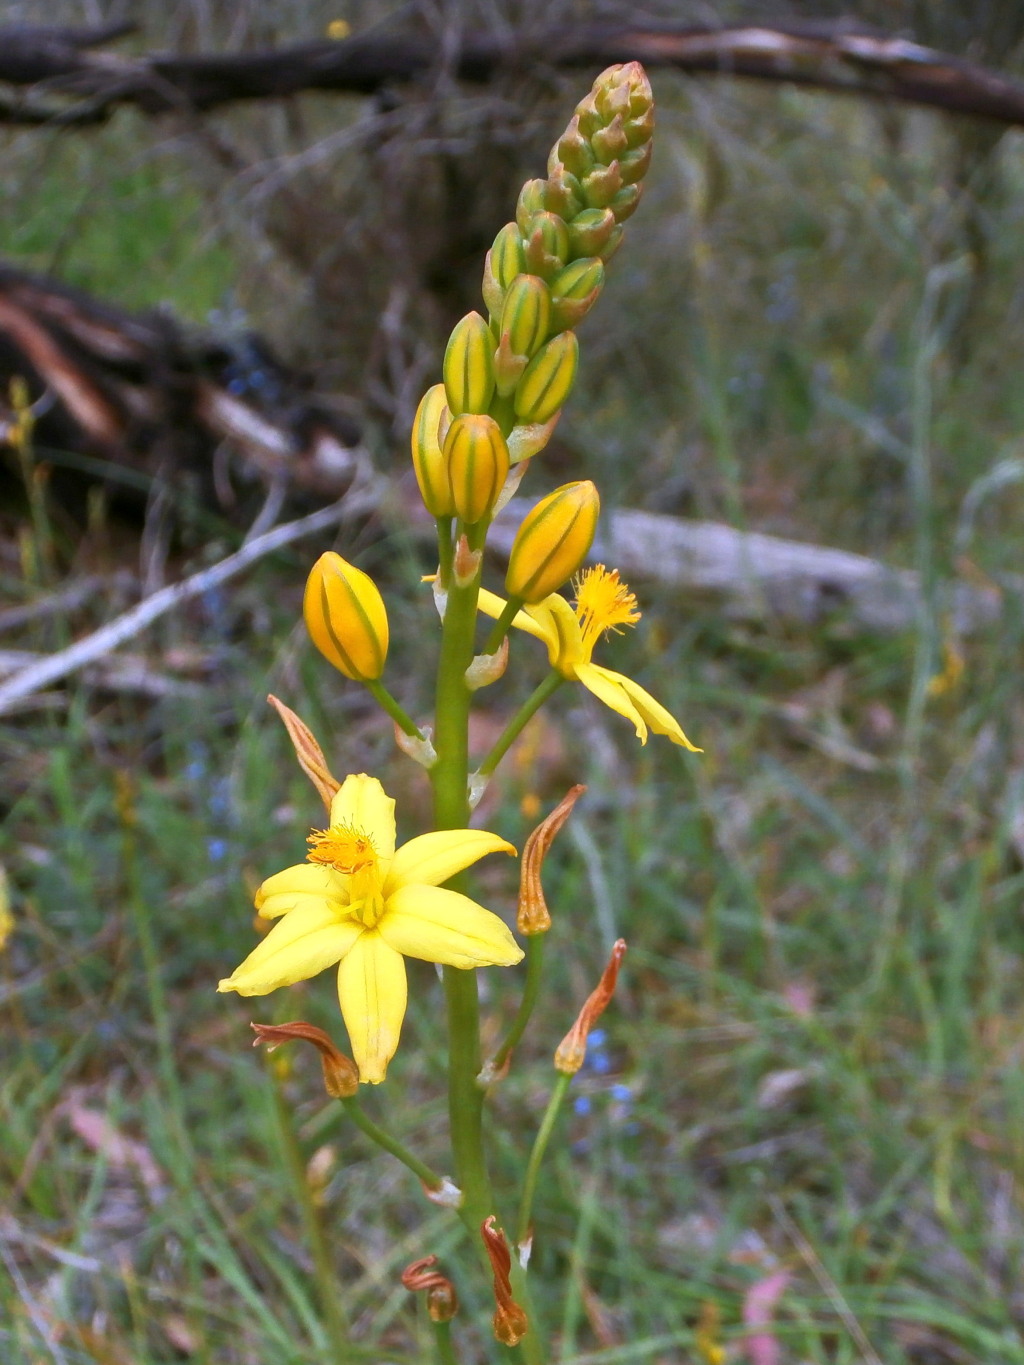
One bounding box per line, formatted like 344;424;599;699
518;784;587;935
401;1255;459;1322
555;939;627;1075
251;1020;359;1098
267;694;340;814
481;1216;529;1346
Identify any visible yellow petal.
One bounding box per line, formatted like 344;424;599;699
381;885;524;968
329;774;396;862
478;587;554;649
524;594;587;672
575;662;648;742
580;664;703;751
255;863;349;918
218;905;363;996
337;932;407;1084
385;829;515;893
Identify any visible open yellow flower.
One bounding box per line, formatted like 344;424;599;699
218;773;521;1083
480;565;701;750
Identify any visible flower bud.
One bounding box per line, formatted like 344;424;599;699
618;141;653;185
552;116;594;179
592;113;629;163
444;414;510;524
444;312;495;416
522;212;570;279
482;222;526;316
506;481;599;603
500;275;551;361
513;332;579;425
609;183;643;223
567;207;618;258
411;383;456;517
515;178;549;234
304;552;388;681
544;166;583;220
550;257;604;331
581;159;624;209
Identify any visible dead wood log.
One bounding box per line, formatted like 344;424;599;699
488;501;1017;638
3;19;1024;130
0;262;362;514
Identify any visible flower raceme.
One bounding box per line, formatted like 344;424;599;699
218;774;522;1083
479;565;701;750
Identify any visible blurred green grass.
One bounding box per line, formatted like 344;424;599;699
4;25;1024;1365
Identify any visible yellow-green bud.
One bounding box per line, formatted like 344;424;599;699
514;332;579;425
597;225;624;263
444;312;495;416
550;257;604;331
523;212;570;279
566;207;617;258
411;383;456;518
592;114;629;163
483;223;527;316
444;413;510;524
609;184;642;223
580;160;624;210
304;552;388;682
545;166;583;220
552;116;594;180
500;275;551;359
506;481;600;602
617;142;653;185
515;179;549;234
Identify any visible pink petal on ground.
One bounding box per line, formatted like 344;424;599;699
741;1269;791;1365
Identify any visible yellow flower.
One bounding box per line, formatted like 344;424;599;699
219;774;522;1083
479;565;701;751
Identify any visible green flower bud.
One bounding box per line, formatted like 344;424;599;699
581;160;624;210
591;114;629;164
623;106;655;149
618;142;653;185
609;184;642;223
444;413;510;524
566;207;618;258
411;383;456;518
444;312;495;416
515;179;549;235
544;166;583;220
597;225;624;262
483;222;527;316
522;212;570;279
552;116;595;179
500;275;551;359
550;257;605;332
506;480;600;602
513;332;579;425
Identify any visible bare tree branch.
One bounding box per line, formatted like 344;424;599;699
3;20;1024;130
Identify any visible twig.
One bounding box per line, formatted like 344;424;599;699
0;493;374;716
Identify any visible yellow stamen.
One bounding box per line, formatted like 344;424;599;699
572;565;640;650
307;824;385;926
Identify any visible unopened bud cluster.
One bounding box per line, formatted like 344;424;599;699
412;62;654;544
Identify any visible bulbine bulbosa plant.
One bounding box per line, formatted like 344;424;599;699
218;63;699;1363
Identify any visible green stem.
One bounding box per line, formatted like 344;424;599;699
432;1319;460;1365
365;678;424;739
429;564;493;1231
437;518;455;588
487;936;546;1080
477;673;564;779
340;1096;446;1192
483;596;524;656
517;1074;572;1247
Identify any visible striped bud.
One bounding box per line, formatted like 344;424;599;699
483;223;527;316
550;257;604;331
581;160;624;209
444;312;495;416
506;481;600;602
552;116;594;179
523;212;570;280
444;413;510;524
566;207;618;258
304;552;388;682
544;166;583;220
618;142;653;185
411;383;456;517
609;183;642;223
597;225;624;263
500;275;551;359
515;179;549;234
514;332;579;425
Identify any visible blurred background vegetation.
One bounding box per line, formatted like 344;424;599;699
5;1;1024;1361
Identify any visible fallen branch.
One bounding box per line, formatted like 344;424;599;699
0;488;378;716
3;19;1024;130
